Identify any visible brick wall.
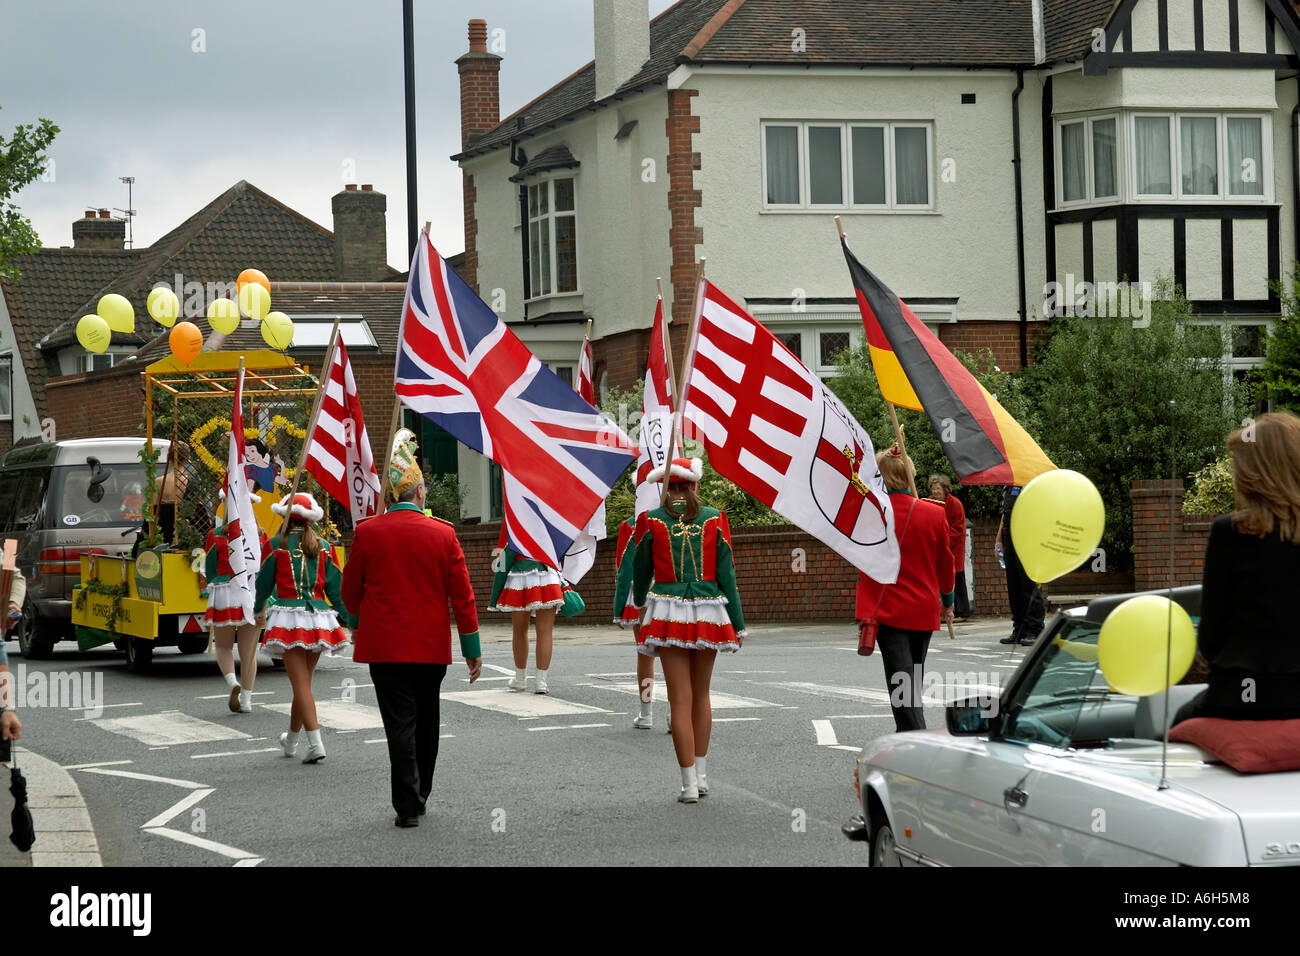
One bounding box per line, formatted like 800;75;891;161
46;364;144;438
937;320;1051;372
456;18;501;296
1131;479;1213;591
592;326;651;396
453;521;864;627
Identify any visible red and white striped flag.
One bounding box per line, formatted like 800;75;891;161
304;339;382;522
224;367;262;626
679;279;900;582
636;296;675;520
561;328;604;583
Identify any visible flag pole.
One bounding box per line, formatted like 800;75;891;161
836;217;918;498
657;277;678;418
378;221;431;511
277;315;342;541
663;259;706;507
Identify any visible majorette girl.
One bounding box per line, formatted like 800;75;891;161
488;524;563;695
631;457;746;802
255;492;355;764
202;488;270;714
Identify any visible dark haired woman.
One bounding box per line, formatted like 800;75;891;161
632;457;745;802
255;492;354;763
1175;411;1300;724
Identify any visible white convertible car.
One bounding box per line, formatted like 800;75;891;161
844;587;1300;866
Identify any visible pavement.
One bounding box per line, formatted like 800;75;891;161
1;614;1019;867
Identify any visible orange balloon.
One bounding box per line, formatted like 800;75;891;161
236;268;270;294
169;321;203;365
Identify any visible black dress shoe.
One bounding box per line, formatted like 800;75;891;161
394;815;420;828
999;634;1019;645
1018;635;1037;646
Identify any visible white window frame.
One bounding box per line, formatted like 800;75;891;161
0;353;11;422
1055;111;1274;208
525;174;581;303
1184;317;1273;411
760;120;936;212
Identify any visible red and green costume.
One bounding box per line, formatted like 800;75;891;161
632;505;746;655
611;519;641;626
488;524;564;613
202;525;270;628
255;532;355;656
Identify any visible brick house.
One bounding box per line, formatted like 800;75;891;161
452;0;1300;522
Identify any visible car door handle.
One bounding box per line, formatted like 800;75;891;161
1003;785;1028;811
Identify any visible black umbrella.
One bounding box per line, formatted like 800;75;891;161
8;745;34;853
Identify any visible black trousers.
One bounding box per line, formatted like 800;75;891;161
877;624;933;732
370;662;448;818
1001;523;1044;640
953;570;971;618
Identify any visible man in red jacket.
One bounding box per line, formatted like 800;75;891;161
343;436;480;828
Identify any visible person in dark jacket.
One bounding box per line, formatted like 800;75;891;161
1175;412;1300;723
995;485;1045;645
857;446;955;732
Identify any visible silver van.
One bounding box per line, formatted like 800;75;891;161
0;438;169;659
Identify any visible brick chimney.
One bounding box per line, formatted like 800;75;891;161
594;0;650;101
456;19;501;151
72;208;125;250
331;184;387;280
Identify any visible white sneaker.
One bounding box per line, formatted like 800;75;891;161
533;676;548;695
632;714;653;730
697;756;709;796
237;690;252;714
301;742;326;764
278;731;297;758
508;674;528;692
678;765;699;804
228;685;241;713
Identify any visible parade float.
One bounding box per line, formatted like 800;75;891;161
70;270;337;671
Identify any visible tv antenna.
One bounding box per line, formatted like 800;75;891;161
115;176;136;248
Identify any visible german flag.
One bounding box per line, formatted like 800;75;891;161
842;239;1055;486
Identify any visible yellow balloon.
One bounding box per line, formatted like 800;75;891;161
261;311;294;350
1009;469;1105;584
207;297;241;335
76;314;111;354
96;293;134;333
1097;595;1196;697
238;282;271;320
146;287;180;327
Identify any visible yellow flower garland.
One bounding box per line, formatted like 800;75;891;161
190;414;309;478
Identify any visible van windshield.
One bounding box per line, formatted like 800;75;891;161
50;463;150;529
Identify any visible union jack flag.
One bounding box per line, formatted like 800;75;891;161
395;232;636;569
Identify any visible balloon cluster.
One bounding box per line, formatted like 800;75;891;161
75;294;134;354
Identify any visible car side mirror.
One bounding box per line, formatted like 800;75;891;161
947;697;999;736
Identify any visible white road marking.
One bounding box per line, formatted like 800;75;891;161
191;748;281;759
195;691;276;700
483;663;517;676
830;744;863;753
143;826;259;861
443;688;612;718
575;680;779;709
91;711;252;747
68;701;142;712
79;768;206;789
327;683;374;690
713;717;762;723
363;736;453;744
812;720;838;746
260;700;385;730
823;714;890;720
722;670;786;674
61;760;134;770
233;858;264;867
527;723;611;732
770;681;893;704
142;789;213;829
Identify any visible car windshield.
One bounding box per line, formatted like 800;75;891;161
50;463;150;529
1001;618;1139;749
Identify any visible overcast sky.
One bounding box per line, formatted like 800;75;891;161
1;0;676;272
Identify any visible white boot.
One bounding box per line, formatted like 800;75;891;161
534;669;548;695
696;755;709;796
278;730;299;758
237;689;252;714
508;668;528;692
302;729;326;764
678;765;699;804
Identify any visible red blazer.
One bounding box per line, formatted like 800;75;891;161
944;494;967;569
342;506;479;665
856;493;955;632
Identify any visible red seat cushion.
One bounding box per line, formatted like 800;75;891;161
1168;717;1300;773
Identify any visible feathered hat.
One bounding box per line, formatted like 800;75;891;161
646;456;703;485
387;427;424;500
272;491;324;522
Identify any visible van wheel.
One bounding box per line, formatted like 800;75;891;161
177;635;209;655
125;636;153;672
15;602;55;660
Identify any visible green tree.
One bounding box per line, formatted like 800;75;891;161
1032;279;1242;568
0;107;59;280
1260;265;1300;414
